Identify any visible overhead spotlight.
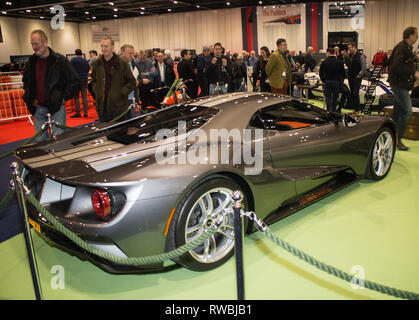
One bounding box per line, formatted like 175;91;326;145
5;2;12;5
109;2;114;5
114;14;117;17
40;16;44;19
226;2;230;5
85;11;89;14
168;8;172;12
259;1;262;4
173;1;178;3
141;7;145;10
2;11;6;14
92;16;96;19
26;9;31;12
140;12;144;15
113;8;118;11
196;5;200;8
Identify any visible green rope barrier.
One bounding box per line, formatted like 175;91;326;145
0;127;47;160
0;188;14;213
25;192;220;266
263;226;419;300
110;106;132;122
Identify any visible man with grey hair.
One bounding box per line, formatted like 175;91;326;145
164;49;174;68
120;44;140;119
304;46;316;72
197;45;211;96
248;50;258;68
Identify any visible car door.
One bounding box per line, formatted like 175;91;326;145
259;100;362;195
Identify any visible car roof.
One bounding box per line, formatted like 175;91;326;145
183;92;291;109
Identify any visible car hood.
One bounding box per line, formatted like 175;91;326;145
14;124;190;181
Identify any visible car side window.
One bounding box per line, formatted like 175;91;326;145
249;100;329;131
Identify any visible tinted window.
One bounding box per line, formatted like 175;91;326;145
107;105;219;145
250;100;329;131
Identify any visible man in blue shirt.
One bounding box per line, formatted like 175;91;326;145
70;49;90;117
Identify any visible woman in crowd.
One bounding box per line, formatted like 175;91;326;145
252;46;271;92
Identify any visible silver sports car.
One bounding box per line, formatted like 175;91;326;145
15;92;397;273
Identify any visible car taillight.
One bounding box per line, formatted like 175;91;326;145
91;188;126;220
92;189;112;219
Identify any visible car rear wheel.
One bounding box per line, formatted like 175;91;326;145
166;177;248;271
366;127;395;180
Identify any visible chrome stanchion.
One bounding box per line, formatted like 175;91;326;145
11;162;42;300
46;113;54;140
232;190;245;300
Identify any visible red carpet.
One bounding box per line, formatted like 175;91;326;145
0;107;98;145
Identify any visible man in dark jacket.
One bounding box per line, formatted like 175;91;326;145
91;37;136;122
196;46;211;97
207;42;232;95
320;48;346;112
388;26;419;151
304;47;316;72
70;49;90;118
22;29;80;142
231;53;247;92
177;49;198;99
347;42;367;115
154;51;176;104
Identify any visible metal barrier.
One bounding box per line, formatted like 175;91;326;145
0;79;33;124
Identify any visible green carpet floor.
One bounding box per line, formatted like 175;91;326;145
1;134;418;300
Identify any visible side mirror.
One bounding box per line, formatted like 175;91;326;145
342;114;358;128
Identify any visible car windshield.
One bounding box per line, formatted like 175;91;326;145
107;105;219;145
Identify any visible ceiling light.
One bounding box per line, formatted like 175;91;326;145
85;11;89;14
140;12;144;14
227;2;230;5
6;2;12;5
259;1;262;4
114;14;117;17
63;13;66;16
92;16;96;19
26;9;31;12
173;1;178;3
141;7;145;10
113;8;118;11
40;16;44;19
196;5;200;8
109;2;114;5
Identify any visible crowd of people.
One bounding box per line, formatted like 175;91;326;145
21;26;419;150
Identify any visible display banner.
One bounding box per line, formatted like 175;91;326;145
306;2;324;52
262;5;302;25
241;7;258;53
92;24;120;42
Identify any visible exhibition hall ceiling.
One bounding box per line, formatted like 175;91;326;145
0;0;365;22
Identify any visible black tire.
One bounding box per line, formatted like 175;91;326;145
365;127;396;181
166;176;248;271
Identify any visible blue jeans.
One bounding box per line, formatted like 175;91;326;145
391;86;412;143
33;105;66;142
324;80;340;113
209;83;228;95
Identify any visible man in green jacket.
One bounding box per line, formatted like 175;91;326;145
265;38;292;95
91;37;136;122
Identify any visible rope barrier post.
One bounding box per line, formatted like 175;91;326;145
232;190;245;300
46;113;54;140
11;162;43;300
